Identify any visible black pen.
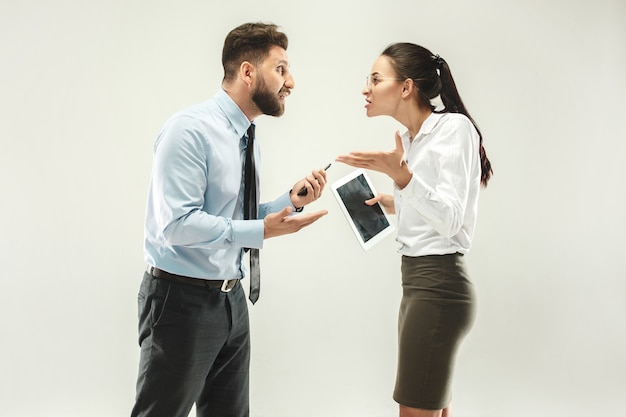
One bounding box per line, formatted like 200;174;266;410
297;163;332;196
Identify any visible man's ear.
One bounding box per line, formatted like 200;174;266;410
240;61;255;87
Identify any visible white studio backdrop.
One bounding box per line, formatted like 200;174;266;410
1;1;625;416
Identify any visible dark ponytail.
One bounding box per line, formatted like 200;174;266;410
382;43;493;187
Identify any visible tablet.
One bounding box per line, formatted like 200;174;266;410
331;169;395;250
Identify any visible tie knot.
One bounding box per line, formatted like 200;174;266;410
247;124;255;141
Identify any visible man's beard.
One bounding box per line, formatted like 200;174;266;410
252;75;285;117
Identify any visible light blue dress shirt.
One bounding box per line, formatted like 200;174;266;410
144;89;294;280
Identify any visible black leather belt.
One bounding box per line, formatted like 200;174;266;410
147;266;238;292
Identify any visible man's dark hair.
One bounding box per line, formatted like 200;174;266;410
222;22;288;83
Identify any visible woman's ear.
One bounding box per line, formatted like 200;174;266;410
401;78;415;99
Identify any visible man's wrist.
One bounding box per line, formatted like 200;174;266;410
289;189;304;212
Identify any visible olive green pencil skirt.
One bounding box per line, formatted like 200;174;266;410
394;253;476;410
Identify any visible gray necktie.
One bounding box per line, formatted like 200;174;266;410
244;124;260;304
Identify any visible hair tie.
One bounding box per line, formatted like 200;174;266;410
431;54;445;75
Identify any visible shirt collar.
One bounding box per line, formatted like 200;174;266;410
214;88;253;138
402;112;445;143
419;112;444;136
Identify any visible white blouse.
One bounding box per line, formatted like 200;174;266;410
394;112;482;257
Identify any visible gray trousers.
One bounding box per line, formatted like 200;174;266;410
131;271;250;417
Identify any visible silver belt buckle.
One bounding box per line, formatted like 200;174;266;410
220;280;233;293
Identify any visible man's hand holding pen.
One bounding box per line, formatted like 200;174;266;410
289;163;331;208
263;163;331;239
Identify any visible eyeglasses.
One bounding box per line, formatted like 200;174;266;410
365;74;405;89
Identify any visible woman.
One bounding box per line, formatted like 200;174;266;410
336;43;492;417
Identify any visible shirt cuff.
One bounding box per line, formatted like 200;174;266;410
231;219;264;249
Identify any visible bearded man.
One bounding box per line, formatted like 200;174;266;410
131;22;328;417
